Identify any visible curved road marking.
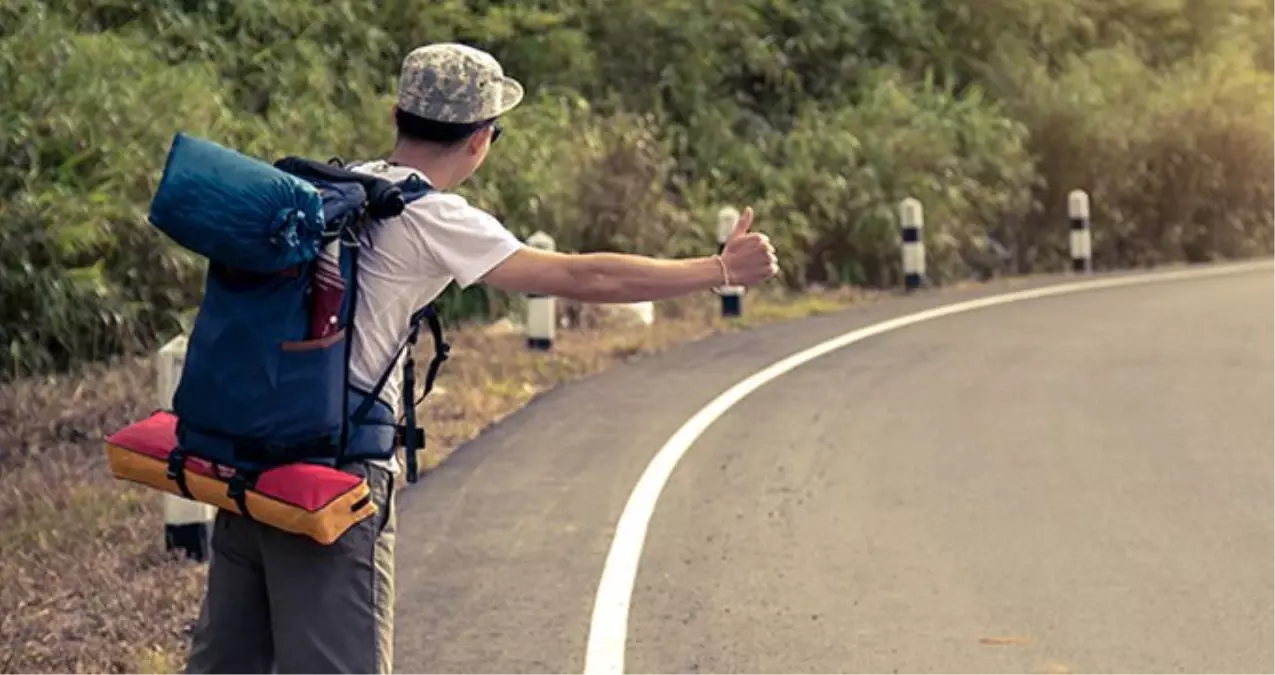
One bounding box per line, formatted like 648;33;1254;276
583;260;1273;674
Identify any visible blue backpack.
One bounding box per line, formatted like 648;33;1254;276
146;132;450;515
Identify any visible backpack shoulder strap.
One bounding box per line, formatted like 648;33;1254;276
385;177;447;482
346;171;448;482
397;304;449;482
398;172;433;203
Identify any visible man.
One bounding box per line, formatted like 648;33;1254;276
185;42;778;674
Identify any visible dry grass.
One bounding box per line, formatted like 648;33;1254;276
0;285;873;674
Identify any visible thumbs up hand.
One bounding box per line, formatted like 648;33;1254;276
718;207;778;287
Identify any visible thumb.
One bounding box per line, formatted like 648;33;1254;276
729;206;754;240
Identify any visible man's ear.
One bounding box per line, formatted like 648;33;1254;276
465;128;488;156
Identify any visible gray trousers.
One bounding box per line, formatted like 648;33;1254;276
185;461;396;674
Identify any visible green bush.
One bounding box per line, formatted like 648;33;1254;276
1;14;228;377
998;42;1274;270
2;0;1272;380
750;69;1036;288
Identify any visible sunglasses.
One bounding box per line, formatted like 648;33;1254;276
489;121;503;145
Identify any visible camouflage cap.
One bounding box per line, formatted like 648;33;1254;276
396;43;525;125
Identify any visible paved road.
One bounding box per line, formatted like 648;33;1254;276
394;264;1273;674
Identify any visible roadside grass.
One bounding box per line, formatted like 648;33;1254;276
0;285;874;674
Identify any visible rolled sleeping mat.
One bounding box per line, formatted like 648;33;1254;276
104;411;376;546
147;132;328;273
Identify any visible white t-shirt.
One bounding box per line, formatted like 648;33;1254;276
345;160;523;473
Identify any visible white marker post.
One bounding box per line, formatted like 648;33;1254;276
900;197;926;291
157;336;214;562
716;207;744;317
526;230;556;350
1068;189;1092;273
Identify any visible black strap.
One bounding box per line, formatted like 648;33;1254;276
398;305;450;483
166;450;195;501
351;320;417;425
419;308;450;402
340;241;362;453
178;421;339;466
402;329;421;483
350;305;449;423
231;434;339;466
227;473;259;521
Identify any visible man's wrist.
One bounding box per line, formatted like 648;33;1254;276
712;254;732;287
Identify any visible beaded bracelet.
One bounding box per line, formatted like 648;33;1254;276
713;254;732;287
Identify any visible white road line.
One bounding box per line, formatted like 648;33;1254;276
582;259;1273;674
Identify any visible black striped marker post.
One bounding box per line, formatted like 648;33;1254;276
716;207;744;317
526;230;556;350
900;197;926;291
1068;189;1092;273
158;336;214;562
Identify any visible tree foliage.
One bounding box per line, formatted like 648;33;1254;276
2;0;1271;378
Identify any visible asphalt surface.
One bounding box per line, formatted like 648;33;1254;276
394;263;1273;674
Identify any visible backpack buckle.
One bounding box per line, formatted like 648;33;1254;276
395;422;426;484
395;425;425;450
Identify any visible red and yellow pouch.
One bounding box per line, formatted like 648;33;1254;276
104;411;376;545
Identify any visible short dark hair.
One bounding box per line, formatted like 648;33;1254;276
394;106;494;146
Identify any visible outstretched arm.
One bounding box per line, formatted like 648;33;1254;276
478;207;778;303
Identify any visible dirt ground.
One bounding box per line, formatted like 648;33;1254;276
0;286;878;674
